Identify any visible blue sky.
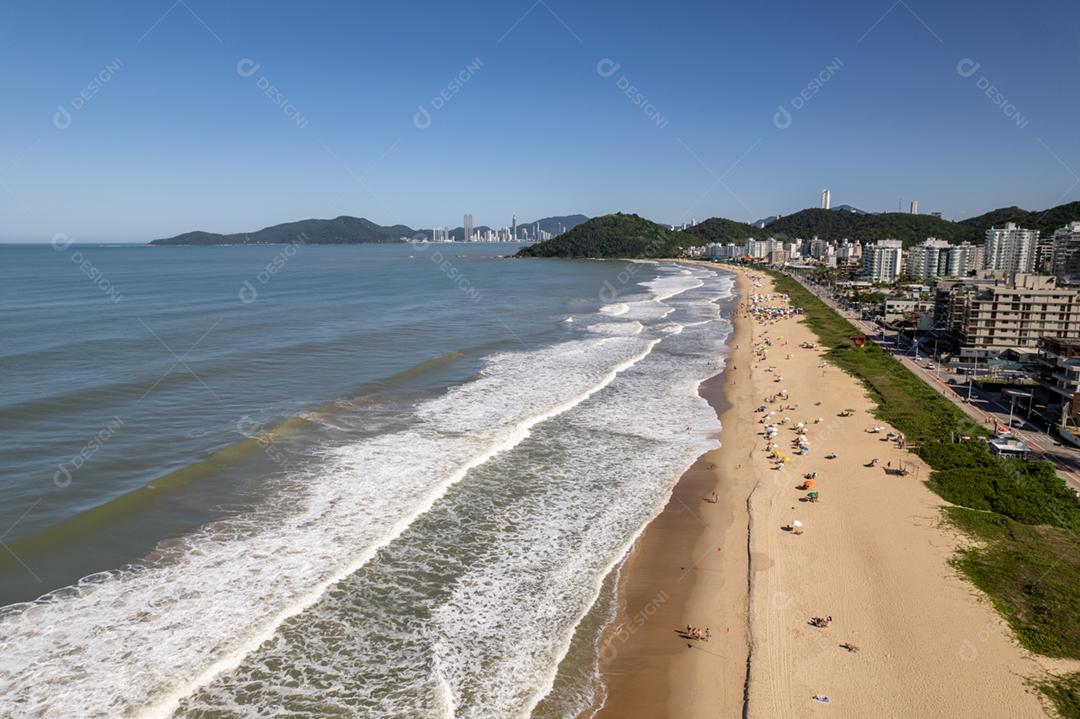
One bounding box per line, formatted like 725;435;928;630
1;0;1078;241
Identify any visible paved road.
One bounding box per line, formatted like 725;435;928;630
786;273;1080;494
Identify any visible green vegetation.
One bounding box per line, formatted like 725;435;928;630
960;201;1080;240
1036;673;1080;719
765;208;979;246
151;215;413;245
946;508;1080;660
511;200;1080;259
515;213;684;258
766;268;1080;713
925;443;1080;532
678;217;759;245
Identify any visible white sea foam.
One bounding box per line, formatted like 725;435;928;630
0;263;739;719
598;303;629;316
0;333;662;718
585;321;644;336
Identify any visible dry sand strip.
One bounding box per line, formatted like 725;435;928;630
589;264;1063;719
740;269;1050;719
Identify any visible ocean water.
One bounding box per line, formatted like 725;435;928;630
0;243;735;718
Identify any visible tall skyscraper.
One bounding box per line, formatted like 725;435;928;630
821;189;831;210
512;215;517;241
463;214;473;243
910;200;919;215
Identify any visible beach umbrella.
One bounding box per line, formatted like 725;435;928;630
808;491;819;498
804;480;816;487
792;520;803;527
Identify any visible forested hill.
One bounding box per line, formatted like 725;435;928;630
515;213;683;258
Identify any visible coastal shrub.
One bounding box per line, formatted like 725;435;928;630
1036;672;1080;719
926;445;1080;532
946;508;1080;661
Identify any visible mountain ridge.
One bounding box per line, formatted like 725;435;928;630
515;201;1080;258
149;214;589;245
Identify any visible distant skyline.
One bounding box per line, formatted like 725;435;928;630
2;0;1079;241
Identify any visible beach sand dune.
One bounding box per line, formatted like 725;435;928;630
590;268;1051;718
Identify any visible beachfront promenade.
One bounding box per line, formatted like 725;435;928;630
784;271;1080;495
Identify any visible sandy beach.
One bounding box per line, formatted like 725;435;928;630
590;266;1056;718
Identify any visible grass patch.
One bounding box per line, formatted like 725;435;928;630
945;507;1080;659
1036;673;1080;719
923;443;1080;532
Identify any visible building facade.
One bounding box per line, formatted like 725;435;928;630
984;222;1038;273
905;238;950;279
1036;337;1080;445
862;239;904;283
933;272;1080;361
1052;221;1080;287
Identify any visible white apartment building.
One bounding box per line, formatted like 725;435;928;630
905;238;978;279
984;222;1038;273
862;239;904;283
905;238;951;279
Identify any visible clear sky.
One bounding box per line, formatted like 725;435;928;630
1;0;1078;241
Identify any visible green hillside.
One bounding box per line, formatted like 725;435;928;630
959;200;1080;238
516;213;683;258
764;209;980;246
679;217;760;245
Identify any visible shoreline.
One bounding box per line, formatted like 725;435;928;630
589;264;1054;718
587;267;753;718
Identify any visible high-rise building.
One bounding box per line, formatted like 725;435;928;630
512;215;517;241
905;238;950;279
910;199;919;215
944;243;977;277
821;189;831;210
463;214;474;242
862;239;903;283
1052;221;1080;286
984;222;1038;273
905;238;976;279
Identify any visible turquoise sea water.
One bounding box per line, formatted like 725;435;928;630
0;243;734;717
